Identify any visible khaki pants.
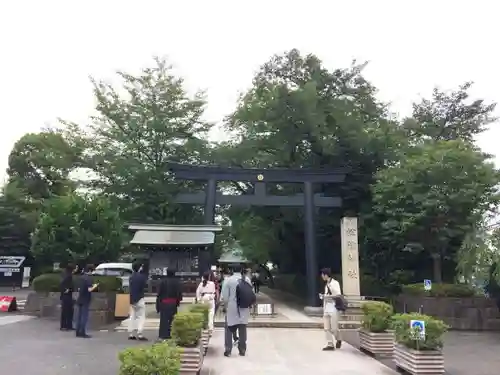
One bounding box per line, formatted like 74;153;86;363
323;311;341;344
128;298;146;335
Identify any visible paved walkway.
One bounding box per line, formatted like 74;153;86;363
203;328;396;375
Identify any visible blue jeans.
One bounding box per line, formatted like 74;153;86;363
76;304;90;336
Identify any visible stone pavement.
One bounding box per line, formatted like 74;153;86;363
203;328;397;375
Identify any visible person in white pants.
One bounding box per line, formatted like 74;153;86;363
196;271;216;332
128;263;148;341
319;267;342;351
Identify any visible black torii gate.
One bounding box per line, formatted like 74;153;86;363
168;163;346;307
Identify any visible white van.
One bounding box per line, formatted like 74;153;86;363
94;262;134;288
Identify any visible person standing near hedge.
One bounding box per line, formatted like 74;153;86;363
156;268;183;340
60;264;76;331
319;267;342;351
196;271;216;333
75;265;99;338
128;263;148;341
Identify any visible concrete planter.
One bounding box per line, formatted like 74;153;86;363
359;329;394;356
394;344;444;375
179;341;203;375
201;329;210;355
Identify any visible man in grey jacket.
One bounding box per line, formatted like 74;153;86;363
221;265;252;357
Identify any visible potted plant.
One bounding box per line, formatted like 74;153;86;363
188;304;211;355
359;301;395;356
171;311;204;375
391;313;448;375
118;339;180;375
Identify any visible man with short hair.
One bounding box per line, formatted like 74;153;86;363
75;265;99;338
319;267;342;351
128;262;148;341
221;264;254;357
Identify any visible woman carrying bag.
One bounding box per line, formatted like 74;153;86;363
196;271;216;332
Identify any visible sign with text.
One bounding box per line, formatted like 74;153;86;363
424;279;432;291
256;303;273;315
340;217;360;296
410;319;426;340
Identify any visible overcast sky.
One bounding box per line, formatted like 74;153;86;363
1;0;498;183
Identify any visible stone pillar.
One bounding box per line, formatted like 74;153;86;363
340;217;360;297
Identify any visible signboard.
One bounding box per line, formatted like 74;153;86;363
410;319;426;340
256;303;273;315
0;296;17;312
0;256;26;268
424;279;432;291
22;267;31;288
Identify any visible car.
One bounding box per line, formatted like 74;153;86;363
93;262;134;289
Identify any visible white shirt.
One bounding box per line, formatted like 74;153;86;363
196;280;216;303
323;278;342;314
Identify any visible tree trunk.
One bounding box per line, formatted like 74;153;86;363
431;253;442;283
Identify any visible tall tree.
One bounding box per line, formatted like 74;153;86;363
31;193;126;266
214;49;404;276
403;82;497;143
76;57;212;223
372;140;500;282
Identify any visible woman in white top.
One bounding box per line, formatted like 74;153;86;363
196;271;216;332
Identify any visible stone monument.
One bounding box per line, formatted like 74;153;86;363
340;217;360;297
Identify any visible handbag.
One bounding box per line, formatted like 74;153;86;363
326;284;348;312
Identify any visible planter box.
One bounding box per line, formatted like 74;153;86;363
179;341;203;375
394;344;444;375
359;329;394;356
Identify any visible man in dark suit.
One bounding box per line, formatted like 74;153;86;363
60;264;77;331
75;265;99;338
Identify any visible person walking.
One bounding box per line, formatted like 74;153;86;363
196;271;216;333
156;268;183;340
75;265;99;338
60;264;76;331
319;267;342;351
221;264;256;357
128;263;148;341
251;270;260;294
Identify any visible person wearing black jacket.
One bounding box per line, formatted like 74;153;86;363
60;264;76;331
156;268;183;340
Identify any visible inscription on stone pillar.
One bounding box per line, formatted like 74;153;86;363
341;217;360;296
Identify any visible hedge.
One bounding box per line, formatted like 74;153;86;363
361;301;394;333
118;340;180;375
32;273;122;293
401;283;477;297
391;313;448;350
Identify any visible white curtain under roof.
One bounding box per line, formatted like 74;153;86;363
130;230;215;245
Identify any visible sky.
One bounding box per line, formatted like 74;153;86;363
1;0;499;183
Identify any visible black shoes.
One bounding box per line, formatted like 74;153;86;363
224;351;231;357
76;333;91;338
322;345;335;351
335;340;342;349
129;334;148;341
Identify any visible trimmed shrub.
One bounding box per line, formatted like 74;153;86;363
401;283;476;297
32;273;122;293
361;301;394;333
391;313;448;351
118;340;180;375
188;303;210;329
171;311;203;347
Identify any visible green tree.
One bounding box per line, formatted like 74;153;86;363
404;82;497;143
7;130;84;200
372;140;500;283
31;193;126;266
73;57;212;223
214;49;403;275
0;190;32;256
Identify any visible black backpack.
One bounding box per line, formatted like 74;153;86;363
236;277;256;308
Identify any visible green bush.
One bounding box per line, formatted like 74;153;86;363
391;313;449;351
118;340;180;375
188;303;210;329
32;273;122;293
401;283;476;297
171;311;203;347
361;301;394;333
